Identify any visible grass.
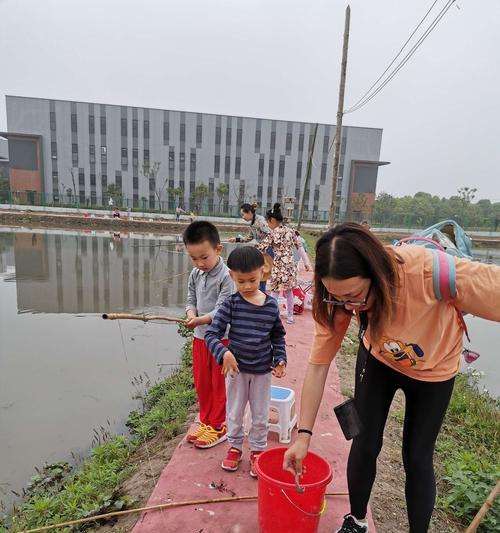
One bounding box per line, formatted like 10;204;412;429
1;328;196;533
435;370;500;532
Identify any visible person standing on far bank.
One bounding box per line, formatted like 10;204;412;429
284;223;500;533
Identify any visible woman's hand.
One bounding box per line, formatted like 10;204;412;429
283;435;310;475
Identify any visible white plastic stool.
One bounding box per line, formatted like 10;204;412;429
243;385;297;444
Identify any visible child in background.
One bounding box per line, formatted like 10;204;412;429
293;230;312;272
205;247;287;477
183;221;234;448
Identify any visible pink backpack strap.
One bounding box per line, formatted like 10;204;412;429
431;250;470;342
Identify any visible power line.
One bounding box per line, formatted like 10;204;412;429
346;0;440;112
345;0;456;114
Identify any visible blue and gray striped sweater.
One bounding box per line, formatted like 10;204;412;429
205;293;287;374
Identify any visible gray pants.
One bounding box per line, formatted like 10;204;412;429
226;371;271;452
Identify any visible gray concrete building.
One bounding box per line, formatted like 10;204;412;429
5;95;388;221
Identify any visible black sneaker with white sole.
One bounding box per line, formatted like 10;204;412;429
335;514;369;533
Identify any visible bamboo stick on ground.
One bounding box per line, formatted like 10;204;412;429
19;492;349;532
465;480;500;533
102;313;184;323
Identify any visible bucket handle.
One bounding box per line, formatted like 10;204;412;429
280;489;327;517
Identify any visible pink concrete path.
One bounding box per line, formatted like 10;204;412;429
133;297;375;532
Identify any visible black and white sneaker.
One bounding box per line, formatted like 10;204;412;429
335;514;369;533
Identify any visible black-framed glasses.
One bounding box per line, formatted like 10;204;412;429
323;282;372;308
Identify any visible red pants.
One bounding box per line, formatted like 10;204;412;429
192;337;227;428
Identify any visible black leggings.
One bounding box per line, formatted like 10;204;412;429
347;344;455;533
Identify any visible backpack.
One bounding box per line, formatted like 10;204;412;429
395;227;480;364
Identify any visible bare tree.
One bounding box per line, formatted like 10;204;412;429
142;161;168;209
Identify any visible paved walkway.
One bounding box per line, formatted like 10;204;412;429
132;291;375;533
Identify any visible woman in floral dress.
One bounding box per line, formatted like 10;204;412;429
257;203;302;324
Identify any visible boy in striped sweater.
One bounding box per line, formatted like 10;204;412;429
205;246;287;477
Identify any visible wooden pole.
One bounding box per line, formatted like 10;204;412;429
464;480;500;533
328;5;351;227
19;492;349;533
297;123;319;231
102;313;184;324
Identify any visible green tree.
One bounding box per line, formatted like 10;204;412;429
216;183;229;213
192;183;209;214
106;184;123;206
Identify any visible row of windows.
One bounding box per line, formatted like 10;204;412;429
52;111;331;156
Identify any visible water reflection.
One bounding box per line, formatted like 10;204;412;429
0;228;189;513
1;229;191;314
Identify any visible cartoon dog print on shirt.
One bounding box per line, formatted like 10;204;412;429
380;337;424;367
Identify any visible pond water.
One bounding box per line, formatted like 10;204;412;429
0;228;498;513
0;228;191;512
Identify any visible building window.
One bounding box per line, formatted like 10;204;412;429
341;136;347;155
89;145;96;163
72;144;78;164
323;135;330;154
133;177;139;189
164;122;169;143
71;113;77;133
144;120;150;139
100;116;106;135
179;152;185;170
270;131;276;150
90;173;96;186
225;155;231;174
196;124;202;144
180;123;185;142
50;111;56;131
237;128;242;147
149;178;155;191
268;159;274;176
89;115;95;134
51;142;57;159
278;159;285;178
255;129;261;150
296;161;302;179
115;172;122;188
144;149;150;162
214;155;220;173
258;156;264;177
169;151;175;170
102;174;107;188
190;153;196;171
321;162;327;184
121;118;127;136
90;191;97;205
298;133;304;152
130;148;137;167
79;171;85;186
132;119;138;138
149;195;155;208
339;163;344;177
235;157;241;176
121;148;128;165
101;146;107;155
215;126;221;145
226;127;232;146
257;185;263;199
286;132;293;152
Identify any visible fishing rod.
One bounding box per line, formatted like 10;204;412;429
102;313;185;324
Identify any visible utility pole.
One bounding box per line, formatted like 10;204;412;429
328;5;351;227
297;123;318;231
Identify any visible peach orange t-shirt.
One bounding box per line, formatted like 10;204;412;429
309;245;500;382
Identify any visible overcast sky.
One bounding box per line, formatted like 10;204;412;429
1;0;499;200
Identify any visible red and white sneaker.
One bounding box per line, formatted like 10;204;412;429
186;423;208;444
194;425;228;449
221;447;243;472
249;451;263;478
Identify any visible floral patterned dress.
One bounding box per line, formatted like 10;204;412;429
257;225;301;291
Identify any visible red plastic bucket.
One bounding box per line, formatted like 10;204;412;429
255;447;333;533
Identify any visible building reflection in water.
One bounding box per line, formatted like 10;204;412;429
0;229;191;314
